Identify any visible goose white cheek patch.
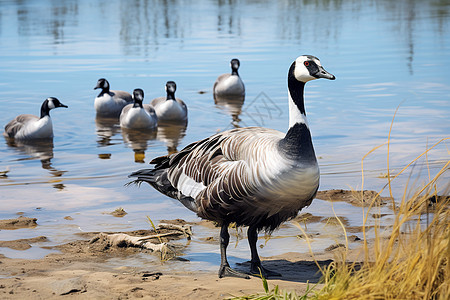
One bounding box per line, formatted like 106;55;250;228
47;100;55;110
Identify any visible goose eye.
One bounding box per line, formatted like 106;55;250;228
304;61;310;67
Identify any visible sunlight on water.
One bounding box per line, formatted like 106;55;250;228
0;0;449;263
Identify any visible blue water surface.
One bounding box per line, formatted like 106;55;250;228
0;0;449;263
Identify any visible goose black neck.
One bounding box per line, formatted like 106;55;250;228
278;63;315;161
287;63;306;115
133;101;143;108
166;92;175;101
97;86;110;97
231;69;239;76
40;100;50;118
279;123;316;162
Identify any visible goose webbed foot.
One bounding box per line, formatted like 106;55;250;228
219;263;250;279
249;263;282;278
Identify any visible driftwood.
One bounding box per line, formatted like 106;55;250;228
94;233;169;252
89;223;193;256
157;223;193;239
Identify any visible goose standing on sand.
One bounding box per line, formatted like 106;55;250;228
3;97;68;140
213;58;245;97
150;81;188;124
94;78;133;118
120;88;157;130
129;55;335;278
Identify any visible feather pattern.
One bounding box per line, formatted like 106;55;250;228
4;114;38;137
134;126;319;232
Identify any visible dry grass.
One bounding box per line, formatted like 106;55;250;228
230;161;449;300
229;108;449;299
315;189;449;299
313;133;450;299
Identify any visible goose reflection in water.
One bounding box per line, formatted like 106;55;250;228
121;128;157;163
95;116;121;147
4;138;67;179
214;94;245;128
156;123;187;155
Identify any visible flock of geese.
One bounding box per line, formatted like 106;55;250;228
3;58;245;139
4;55;335;279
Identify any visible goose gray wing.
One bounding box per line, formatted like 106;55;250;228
111;90;133;104
121;103;155;116
3;114;38;138
175;98;187;113
139;127;285;224
143;104;157;117
150;97;166;107
213;74;230;93
120;104;132;115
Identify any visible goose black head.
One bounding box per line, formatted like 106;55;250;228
165;81;177;100
94;78;110;91
46;97;68;109
292;55;335;83
133;88;144;107
41;97;68;118
165;81;177;93
230;58;240;75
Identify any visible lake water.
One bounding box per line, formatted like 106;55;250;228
0;0;449;268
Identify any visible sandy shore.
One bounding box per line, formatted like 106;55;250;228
0;190;388;299
0;250;340;299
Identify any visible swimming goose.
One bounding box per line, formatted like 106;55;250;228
3;97;68;140
150;81;188;123
120;88;157;130
94;78;133;117
213;58;245;97
129;55;335;279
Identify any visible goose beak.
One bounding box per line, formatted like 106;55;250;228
60;103;68;108
315;66;335;80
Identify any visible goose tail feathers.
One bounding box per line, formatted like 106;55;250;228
128;166;198;213
127;168;158;186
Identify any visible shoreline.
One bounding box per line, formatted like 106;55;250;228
0;189;392;299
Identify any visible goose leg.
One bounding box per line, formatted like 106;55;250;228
218;223;250;279
248;225;282;278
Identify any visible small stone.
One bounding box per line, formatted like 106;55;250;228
325;243;346;251
109;208;127;217
51;277;86;295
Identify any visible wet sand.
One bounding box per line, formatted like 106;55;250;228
0;190;386;299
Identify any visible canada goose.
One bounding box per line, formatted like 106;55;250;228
120;88;157;130
129;55;335;278
213;58;245;97
3;97;68;140
94;78;133;117
150;81;188;123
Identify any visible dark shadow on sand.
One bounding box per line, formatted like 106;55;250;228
236;259;333;283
